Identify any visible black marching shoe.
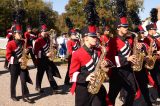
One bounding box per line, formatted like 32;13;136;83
11;97;19;101
22;97;34;103
52;86;60;94
52;86;58;90
64;82;72;86
35;87;44;93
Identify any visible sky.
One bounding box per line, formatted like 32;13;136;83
44;0;69;14
44;0;160;20
139;0;160;20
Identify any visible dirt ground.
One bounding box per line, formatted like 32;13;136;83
0;58;122;106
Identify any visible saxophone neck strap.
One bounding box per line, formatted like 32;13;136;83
83;45;98;65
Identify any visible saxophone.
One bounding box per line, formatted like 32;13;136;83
20;39;29;70
48;29;56;61
87;46;108;94
145;40;157;70
131;32;145;71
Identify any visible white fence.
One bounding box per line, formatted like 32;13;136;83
0;37;8;50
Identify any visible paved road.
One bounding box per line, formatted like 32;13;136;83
0;59;122;106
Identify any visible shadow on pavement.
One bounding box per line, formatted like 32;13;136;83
30;88;55;102
0;70;9;75
28;65;36;70
0;57;5;62
19;85;71;103
54;61;68;66
57;84;71;95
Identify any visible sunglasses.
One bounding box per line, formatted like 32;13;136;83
89;36;97;38
16;32;22;35
122;26;128;28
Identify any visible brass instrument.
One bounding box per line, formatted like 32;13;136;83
48;29;56;61
87;46;108;94
130;31;145;71
20;39;29;70
145;40;157;70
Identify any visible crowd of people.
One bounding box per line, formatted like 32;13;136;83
2;0;160;106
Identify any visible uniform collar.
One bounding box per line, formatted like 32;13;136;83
148;34;156;39
83;44;94;56
117;34;127;42
43;37;49;42
71;39;78;42
15;39;22;45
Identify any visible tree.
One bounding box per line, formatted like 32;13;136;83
0;0;59;36
57;0;144;33
0;0;144;36
0;0;15;36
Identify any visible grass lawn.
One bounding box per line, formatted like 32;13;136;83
0;49;67;65
0;49;5;57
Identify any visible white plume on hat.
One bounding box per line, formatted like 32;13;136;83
157;20;160;34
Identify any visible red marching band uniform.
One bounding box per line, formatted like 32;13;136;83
135;25;153;105
6;29;13;41
100;34;110;45
100;26;110;47
143;23;160;101
4;28;14;69
24;26;37;65
34;33;49;59
138;32;160;105
34;24;61;93
34;11;61;93
69;1;109;105
24;28;37;49
6;38;24;64
69;25;107;106
67;38;80;55
64;17;81;85
64;36;80;85
106;16;139;106
6;22;33;102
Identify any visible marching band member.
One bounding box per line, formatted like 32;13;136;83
34;24;61;93
6;28;13;41
119;11;153;105
69;25;108;106
100;17;111;47
64;18;80;85
4;28;14;69
106;1;138;105
107;18;137;106
100;26;110;46
64;30;80;85
6;23;33;103
132;25;152;106
24;26;37;66
69;1;108;105
144;23;160;102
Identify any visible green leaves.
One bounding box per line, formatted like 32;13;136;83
0;0;58;36
0;0;144;36
57;0;144;33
